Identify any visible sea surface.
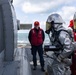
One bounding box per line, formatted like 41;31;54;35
17;31;50;45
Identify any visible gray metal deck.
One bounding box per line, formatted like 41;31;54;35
31;65;45;75
25;47;45;75
0;47;32;75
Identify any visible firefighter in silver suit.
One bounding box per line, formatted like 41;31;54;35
45;13;74;75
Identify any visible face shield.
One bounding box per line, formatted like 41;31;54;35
74;19;76;31
46;22;51;31
45;22;53;34
73;12;76;32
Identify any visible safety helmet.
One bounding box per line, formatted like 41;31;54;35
46;13;64;33
34;21;40;26
47;13;64;23
69;20;74;28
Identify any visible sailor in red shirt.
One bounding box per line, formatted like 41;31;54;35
69;12;76;75
28;21;45;72
69;20;76;41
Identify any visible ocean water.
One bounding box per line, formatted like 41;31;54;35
17;32;50;44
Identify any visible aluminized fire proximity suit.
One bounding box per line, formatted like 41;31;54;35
45;13;74;75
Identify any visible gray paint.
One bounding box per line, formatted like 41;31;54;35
0;51;4;67
14;48;32;75
0;5;5;53
0;0;17;61
0;48;32;75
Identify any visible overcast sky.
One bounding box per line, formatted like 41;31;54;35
13;0;76;30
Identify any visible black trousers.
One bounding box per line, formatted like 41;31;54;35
31;45;44;68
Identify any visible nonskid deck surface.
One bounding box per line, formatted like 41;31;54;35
31;61;45;75
25;46;71;75
25;47;45;75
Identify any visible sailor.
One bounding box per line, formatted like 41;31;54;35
69;12;76;75
28;21;45;72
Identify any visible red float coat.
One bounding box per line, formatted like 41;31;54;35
29;28;44;46
69;20;76;75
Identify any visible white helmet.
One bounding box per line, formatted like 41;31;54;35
46;13;64;34
47;13;64;23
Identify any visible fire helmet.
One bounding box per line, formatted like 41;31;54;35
46;13;64;33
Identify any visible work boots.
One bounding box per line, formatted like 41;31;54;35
41;67;45;72
33;66;37;70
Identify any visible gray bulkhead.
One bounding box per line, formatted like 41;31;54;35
0;0;17;61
